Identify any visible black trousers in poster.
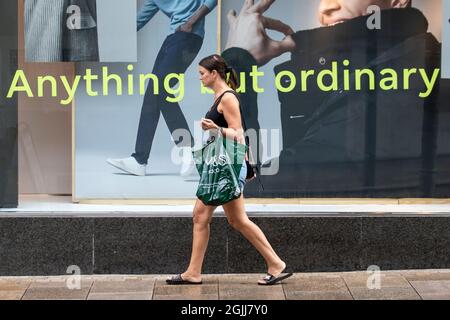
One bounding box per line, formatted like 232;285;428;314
132;31;203;165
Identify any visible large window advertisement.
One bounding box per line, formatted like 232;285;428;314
5;0;449;202
73;0;449;200
74;0;219;200
221;0;450;198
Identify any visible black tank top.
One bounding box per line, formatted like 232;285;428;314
205;90;241;129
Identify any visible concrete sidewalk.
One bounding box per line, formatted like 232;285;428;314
1;270;450;300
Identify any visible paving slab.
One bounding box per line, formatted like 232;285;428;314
285;290;353;300
218;275;285;300
342;273;411;288
153;280;218;300
26;278;93;288
401;271;450;282
350;287;421;300
282;275;352;300
87;292;153;300
21;279;93;300
410;280;450;300
0;291;26;300
219;285;285;300
218;274;267;284
283;275;348;292
90;278;155;294
0;279;31;291
22;287;92;300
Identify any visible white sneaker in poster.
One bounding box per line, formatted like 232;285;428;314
106;157;147;176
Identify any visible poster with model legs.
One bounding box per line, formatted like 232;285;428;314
74;0;218;199
74;0;450;200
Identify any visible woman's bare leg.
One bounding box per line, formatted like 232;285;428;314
181;199;217;282
222;195;287;281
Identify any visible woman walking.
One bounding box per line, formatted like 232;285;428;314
166;54;293;286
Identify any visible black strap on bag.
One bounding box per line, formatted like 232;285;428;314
220;90;264;190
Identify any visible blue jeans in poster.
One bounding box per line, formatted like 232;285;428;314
132;31;203;165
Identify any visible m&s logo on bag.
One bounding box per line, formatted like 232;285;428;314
205;155;228;167
205;155;228;174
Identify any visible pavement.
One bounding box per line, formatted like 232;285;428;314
1;269;450;300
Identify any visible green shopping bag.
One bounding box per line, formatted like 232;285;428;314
192;132;247;206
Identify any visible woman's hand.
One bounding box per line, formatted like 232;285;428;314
201;118;219;131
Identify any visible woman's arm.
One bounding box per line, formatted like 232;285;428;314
177;0;218;33
201;94;245;142
137;0;159;31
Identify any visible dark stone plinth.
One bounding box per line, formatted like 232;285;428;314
0;219;93;276
93;218;228;274
0;215;449;276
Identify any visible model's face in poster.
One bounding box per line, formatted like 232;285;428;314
318;0;408;26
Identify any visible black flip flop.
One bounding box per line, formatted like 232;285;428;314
258;272;293;286
166;274;203;285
